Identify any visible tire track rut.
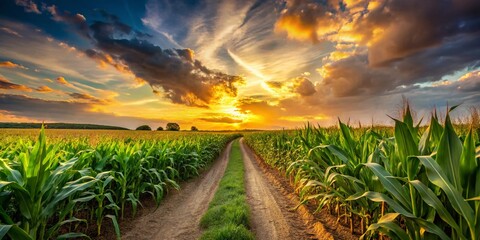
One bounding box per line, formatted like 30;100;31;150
121;141;232;240
240;138;315;240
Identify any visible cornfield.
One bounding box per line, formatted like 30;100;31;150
0;127;240;239
245;106;480;239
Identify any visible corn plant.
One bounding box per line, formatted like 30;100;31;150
0;127;240;239
245;105;480;239
0;127;97;239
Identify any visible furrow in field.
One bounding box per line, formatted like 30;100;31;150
121;141;232;240
240;138;315;240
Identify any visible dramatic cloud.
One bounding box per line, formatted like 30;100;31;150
0;19;133;87
275;0;342;43
14;0;41;14
199;116;242;124
318;33;480;97
276;0;480;97
3;0;480;129
50;9;245;107
0;77;32;91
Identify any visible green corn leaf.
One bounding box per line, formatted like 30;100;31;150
106;215;121;240
362;213;409;240
364;163;411;210
393;119;419;160
409;180;462;236
419;114;443;154
0;159;23;185
315;145;349;164
436;111;463;192
57;232;91;239
42;176;98;217
460;127;476;188
416;156;475;228
413;218;451;240
0;225;10;239
347;191;415;218
0;224;32;240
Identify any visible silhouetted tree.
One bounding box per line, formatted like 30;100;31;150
136;125;151;131
166;123;180;131
191;126;198;131
157;126;164;131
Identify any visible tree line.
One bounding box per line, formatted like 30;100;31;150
136;123;198;131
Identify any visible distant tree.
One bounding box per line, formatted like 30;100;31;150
166;122;180;131
136;125;152;131
157;126;164;131
191;126;198;131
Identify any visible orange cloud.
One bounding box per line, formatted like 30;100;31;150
0;77;32;92
0;61;26;69
56;76;73;86
36;85;54;92
265;75;316;97
275;0;343;43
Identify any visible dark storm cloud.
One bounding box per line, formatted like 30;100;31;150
277;0;480;98
0;94;166;129
81;11;244;107
12;3;244;107
277;0;480;63
198;117;243;124
352;0;480;66
320;34;480;97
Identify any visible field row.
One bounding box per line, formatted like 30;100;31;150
0;128;240;239
244;106;480;239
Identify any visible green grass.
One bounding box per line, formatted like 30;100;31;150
200;140;255;240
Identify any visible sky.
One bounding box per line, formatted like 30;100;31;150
0;0;479;130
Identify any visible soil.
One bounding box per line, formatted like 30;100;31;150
240;139;317;240
119;141;232;240
241;139;359;240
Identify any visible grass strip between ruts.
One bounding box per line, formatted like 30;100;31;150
199;139;255;240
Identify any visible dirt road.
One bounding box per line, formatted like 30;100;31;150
121;142;232;240
240;139;315;240
121;139;338;240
